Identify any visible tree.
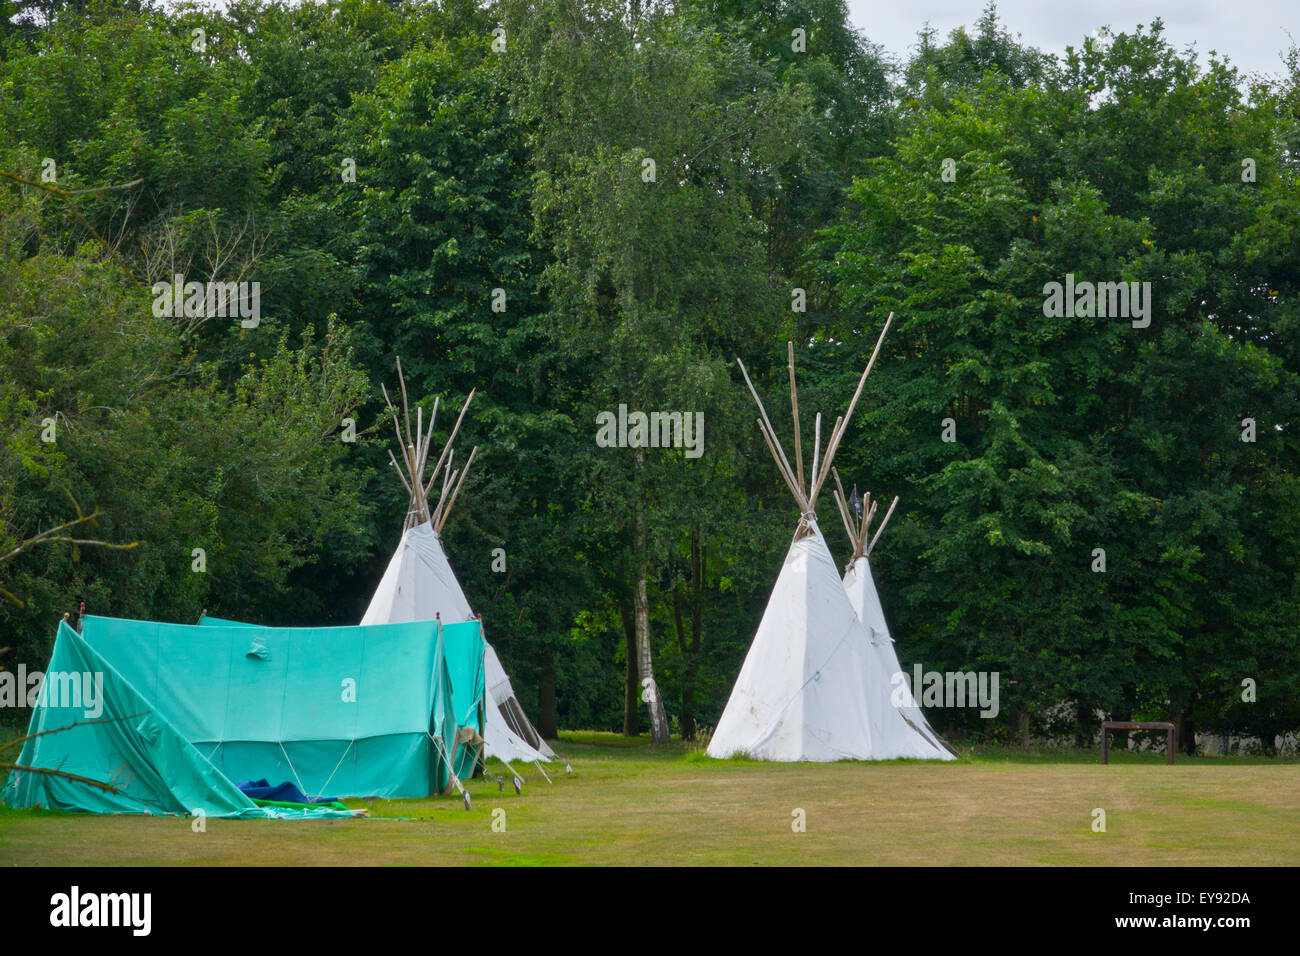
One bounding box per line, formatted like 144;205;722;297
501;0;812;741
812;16;1300;744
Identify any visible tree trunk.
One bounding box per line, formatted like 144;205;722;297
538;648;558;739
685;532;705;740
672;586;694;740
1074;703;1093;749
1180;706;1197;756
633;461;670;743
620;597;640;736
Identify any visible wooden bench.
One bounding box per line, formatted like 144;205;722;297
1101;720;1176;764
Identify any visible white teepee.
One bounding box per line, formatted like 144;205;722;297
709;320;953;761
361;361;557;772
708;517;887;760
830;475;956;759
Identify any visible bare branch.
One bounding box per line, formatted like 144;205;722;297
0;763;121;793
0;508;137;565
1;713;148;753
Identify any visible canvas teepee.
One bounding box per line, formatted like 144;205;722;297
361;361;560;778
708;318;953;761
830;474;957;759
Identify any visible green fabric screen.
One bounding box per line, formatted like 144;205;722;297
82;614;468;799
441;620;486;779
1;622;352;817
200;614;485;782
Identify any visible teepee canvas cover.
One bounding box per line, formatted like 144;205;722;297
483;642;556;761
843;555;955;758
708;519;886;760
830;476;954;759
363;521;472;623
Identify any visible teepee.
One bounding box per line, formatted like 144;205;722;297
708;318;953;761
829;473;956;759
361;360;560;780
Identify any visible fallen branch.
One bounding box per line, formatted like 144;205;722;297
0;762;120;793
0;713;148;753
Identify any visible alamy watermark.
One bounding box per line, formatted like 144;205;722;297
595;404;704;459
891;665;1000;718
50;886;150;935
1042;273;1151;328
0;665;104;718
151;273;261;328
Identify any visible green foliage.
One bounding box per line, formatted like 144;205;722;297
0;152;370;685
813;17;1300;747
1;0;1297;752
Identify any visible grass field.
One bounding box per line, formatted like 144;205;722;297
3;732;1298;866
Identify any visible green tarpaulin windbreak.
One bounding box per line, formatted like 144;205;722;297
1;622;348;818
2;613;483;817
197;615;486;781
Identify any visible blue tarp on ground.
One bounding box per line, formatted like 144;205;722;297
236;778;338;804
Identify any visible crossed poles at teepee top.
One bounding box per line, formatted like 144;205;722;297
736;313;894;535
829;468;899;563
380;357;477;534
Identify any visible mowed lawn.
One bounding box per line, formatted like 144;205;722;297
2;732;1297;865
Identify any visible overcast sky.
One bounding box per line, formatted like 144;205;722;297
846;0;1298;81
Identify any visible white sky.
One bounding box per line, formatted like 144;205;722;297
170;1;1299;82
846;0;1298;81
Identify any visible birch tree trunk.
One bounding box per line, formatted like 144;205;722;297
634;452;670;743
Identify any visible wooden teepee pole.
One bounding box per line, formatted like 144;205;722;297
383;360;480;532
757;418;807;509
788;341;804;495
810;312;893;504
397;356;413;460
811;412;821;492
437;445;478;533
830;468;857;549
415;397;438;482
737;357;809;512
866;495;900;556
831;487;857;551
388;448;415;499
381;383;407;464
423;388;476;498
740;314;896;531
861;499;877;551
